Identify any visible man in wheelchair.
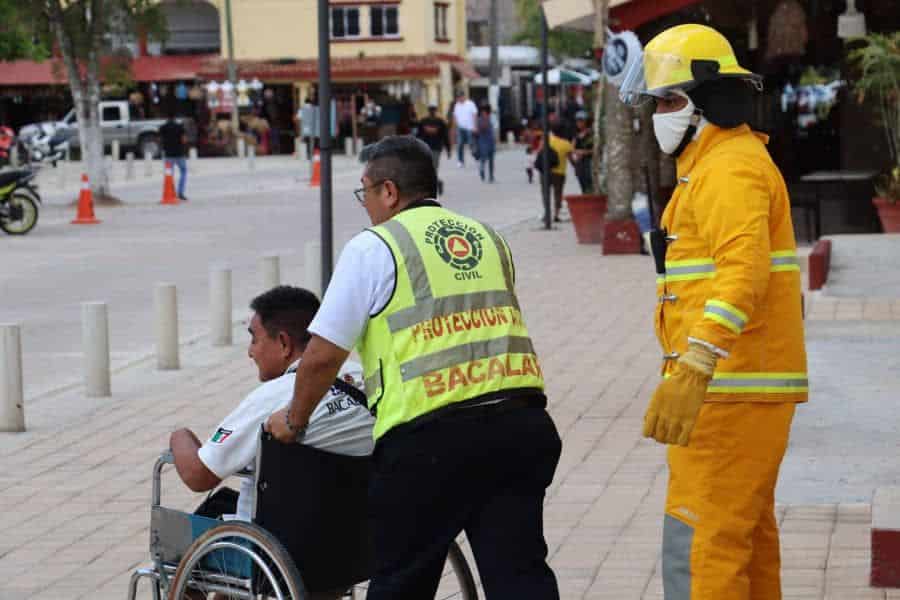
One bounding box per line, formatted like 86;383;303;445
168;285;375;523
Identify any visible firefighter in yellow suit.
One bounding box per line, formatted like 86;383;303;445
619;25;808;600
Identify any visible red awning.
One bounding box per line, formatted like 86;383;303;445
0;54;217;86
0;60;64;86
198;53;472;82
130;54;215;82
612;0;702;30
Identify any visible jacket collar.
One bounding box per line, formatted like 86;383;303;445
676;124;769;179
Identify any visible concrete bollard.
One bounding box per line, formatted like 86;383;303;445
82;302;111;397
125;152;135;180
111;139;121;162
0;324;25;432
155;283;180;370
344;136;354;156
237;137;246;159
304;241;322;298
248;145;256;171
506;131;516;146
295;137;303;159
260;255;280;291
144;151;153;178
189;147;198;161
10;145;19;168
209;267;233;347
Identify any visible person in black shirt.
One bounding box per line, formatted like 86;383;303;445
571;110;594;194
159;110;188;200
415;103;451;195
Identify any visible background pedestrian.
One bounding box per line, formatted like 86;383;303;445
451;90;478;167
572;111;594;193
475;103;496;183
159;109;188;201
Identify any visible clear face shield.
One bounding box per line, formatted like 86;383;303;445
618;52;649;107
619;50;697;107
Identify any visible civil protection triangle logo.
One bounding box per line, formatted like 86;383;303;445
429;221;483;272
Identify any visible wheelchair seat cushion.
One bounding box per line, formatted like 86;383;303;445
255;434;374;593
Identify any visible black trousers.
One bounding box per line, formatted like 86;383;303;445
365;404;562;600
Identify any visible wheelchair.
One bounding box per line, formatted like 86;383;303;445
128;431;479;599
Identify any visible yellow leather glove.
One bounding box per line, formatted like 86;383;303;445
643;343;717;446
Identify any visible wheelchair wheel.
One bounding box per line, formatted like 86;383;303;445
168;521;307;599
350;540;478;599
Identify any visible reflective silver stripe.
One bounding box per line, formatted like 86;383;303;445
662;514;693;600
665;263;716;277
703;303;746;330
480;223;519;310
708;376;808;390
381;219;433;302
364;369;382;397
771;255;799;267
399;335;535;382
387;290;516;333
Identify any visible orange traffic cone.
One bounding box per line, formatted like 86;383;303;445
71;174;100;225
160;161;179;205
309;149;321;188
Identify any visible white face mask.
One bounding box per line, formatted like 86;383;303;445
652;91;697;155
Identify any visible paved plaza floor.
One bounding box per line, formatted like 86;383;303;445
1;152;898;598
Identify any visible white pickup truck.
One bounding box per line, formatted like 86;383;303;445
20;100;193;158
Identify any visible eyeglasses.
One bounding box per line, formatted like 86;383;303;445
353;180;386;205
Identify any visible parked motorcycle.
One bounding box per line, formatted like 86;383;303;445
0;169;40;235
0;126;15;166
24;126;72;166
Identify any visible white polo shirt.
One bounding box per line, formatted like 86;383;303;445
197;359;374;521
452;99;478;131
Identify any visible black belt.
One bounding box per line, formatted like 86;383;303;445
442;395;547;421
379;389;547;443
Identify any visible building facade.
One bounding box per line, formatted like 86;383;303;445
201;0;474;117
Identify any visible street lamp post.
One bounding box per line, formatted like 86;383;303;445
317;0;334;291
488;0;500;140
224;0;239;134
540;7;551;230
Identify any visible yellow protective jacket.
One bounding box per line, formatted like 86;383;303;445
656;123;808;403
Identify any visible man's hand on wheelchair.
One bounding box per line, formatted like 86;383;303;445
266;408;299;444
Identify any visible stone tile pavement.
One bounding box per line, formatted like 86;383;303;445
0;221;891;599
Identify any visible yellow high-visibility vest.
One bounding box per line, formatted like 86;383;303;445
357;205;544;440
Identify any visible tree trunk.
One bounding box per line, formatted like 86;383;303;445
591;0;607;195
47;0;112;201
82;78;110;198
604;81;633;220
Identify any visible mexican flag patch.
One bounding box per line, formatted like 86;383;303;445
210;427;233;443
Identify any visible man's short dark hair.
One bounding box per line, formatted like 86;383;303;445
249;286;320;346
359;135;437;201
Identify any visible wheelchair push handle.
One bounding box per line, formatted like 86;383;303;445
152;449;175;507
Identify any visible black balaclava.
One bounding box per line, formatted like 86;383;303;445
687;78;756;130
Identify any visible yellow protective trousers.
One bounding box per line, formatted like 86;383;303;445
663;402;796;600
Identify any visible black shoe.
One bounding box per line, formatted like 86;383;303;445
178;195;188;202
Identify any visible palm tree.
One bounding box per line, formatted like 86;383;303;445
604;80;633;220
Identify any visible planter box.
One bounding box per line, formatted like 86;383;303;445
873;197;900;233
602;220;642;255
808;239;832;291
564;194;607;244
